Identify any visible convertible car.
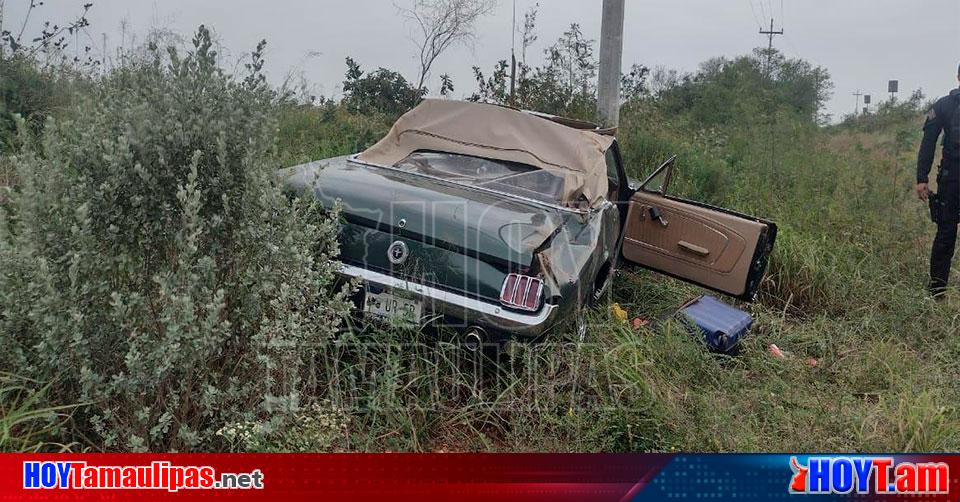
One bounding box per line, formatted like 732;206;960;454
284;100;777;346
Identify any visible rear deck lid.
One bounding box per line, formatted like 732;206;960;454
283;156;567;267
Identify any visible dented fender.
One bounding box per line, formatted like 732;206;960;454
535;201;621;313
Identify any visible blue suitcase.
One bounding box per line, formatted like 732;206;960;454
678;296;753;354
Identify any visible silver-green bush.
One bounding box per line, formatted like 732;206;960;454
0;27;351;451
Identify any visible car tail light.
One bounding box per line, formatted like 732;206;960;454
500;273;543;312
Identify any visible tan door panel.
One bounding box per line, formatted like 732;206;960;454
622;191;771;298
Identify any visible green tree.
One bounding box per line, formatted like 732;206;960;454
470;23;600;120
342;57;425;117
658;48;832;126
621;63;650;103
0;26;351;451
439;73;455;97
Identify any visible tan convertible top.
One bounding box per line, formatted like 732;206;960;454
357;99;615;206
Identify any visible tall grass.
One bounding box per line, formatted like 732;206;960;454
590;103;960;452
264;100;960;453
0;373;82;452
0;156;12;199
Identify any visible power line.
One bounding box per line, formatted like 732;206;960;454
746;0;764;30
783;33;803;58
779;2;800;59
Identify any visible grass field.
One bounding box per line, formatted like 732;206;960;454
2;37;958;453
263;98;960;453
595;108;956;452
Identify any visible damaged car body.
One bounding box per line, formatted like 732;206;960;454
283;99;777;344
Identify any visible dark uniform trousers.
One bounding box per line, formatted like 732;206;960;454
931;175;960;291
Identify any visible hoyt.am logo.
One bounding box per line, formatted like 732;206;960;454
789;457;949;495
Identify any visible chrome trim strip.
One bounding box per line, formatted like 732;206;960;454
348;154;593;215
342;264;557;328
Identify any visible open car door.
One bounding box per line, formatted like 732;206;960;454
620;158;777;301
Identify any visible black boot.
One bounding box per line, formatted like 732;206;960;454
930;220;958;300
928;279;948;300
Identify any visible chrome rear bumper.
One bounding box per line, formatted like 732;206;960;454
340;264;559;338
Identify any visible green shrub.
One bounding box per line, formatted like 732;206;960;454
0;27;351;451
0;55;59;153
658;49;832;127
217;400;349;452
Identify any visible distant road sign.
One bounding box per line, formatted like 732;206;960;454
864;95;871;105
888;80;899;93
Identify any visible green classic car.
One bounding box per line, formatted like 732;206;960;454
284;100;776;346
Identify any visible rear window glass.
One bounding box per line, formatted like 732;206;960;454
393;151;564;204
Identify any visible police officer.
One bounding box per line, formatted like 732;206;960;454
917;63;960;298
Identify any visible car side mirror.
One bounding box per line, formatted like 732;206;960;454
639;155;678;195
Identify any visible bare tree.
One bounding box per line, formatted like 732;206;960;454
398;0;497;91
520;2;538;66
1;0;93;59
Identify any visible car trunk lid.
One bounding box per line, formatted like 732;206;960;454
283;156;566;269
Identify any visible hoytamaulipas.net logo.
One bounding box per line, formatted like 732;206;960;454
23;461;264;492
789;456;948;495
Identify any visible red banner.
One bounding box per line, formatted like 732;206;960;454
5;454;960;501
1;453;671;502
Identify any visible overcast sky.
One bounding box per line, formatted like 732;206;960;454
4;0;959;120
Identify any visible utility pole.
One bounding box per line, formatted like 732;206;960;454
509;0;517;106
598;0;625;128
0;0;5;59
759;18;784;76
852;89;863;116
758;17;783;181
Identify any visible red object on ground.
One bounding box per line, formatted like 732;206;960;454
769;344;786;359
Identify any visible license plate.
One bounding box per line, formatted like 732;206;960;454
363;290;422;323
